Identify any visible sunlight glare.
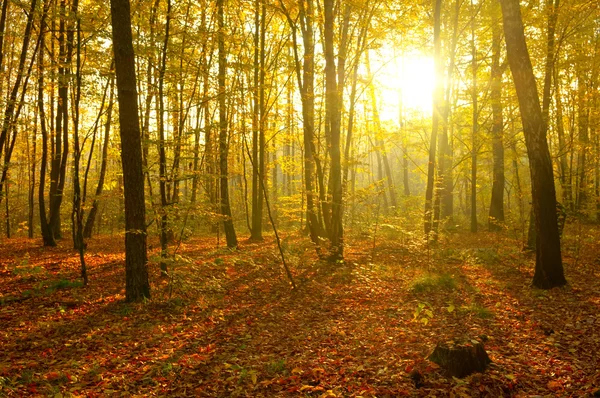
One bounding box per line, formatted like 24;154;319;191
375;54;435;123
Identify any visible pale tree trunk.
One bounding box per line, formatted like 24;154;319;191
554;70;572;208
438;0;461;223
84;74;114;238
424;0;442;238
281;0;323;246
323;0;343;260
470;0;478;234
366;52;397;213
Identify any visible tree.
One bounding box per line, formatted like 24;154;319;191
500;0;566;289
424;0;443;238
217;0;238;249
110;0;151;301
488;0;505;231
323;0;343;260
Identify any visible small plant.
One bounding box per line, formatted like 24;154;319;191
117;304;133;316
160;362;174;376
462;304;494;319
413;302;434;325
266;359;287;375
410;273;457;293
19;369;34;384
46;279;83;293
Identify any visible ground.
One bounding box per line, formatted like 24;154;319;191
1;225;599;397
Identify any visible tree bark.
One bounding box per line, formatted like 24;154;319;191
110;0;151;301
500;0;566;289
323;0;343;260
217;0;237;248
488;0;505;231
424;0;442;238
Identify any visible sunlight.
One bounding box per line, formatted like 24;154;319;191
374;53;435;123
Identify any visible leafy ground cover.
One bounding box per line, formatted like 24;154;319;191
1;225;599;397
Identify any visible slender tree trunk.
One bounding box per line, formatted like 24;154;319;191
500;0;566;289
218;0;237;248
157;0;172;273
37;1;54;246
110;0;151;301
72;16;87;284
84;74;114;238
0;0;38;207
554;68;572;207
323;0;343;260
488;1;505;231
470;0;478;233
425;0;442;238
367;52;397;212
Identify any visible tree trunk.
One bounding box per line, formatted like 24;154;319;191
110;0;151;301
470;0;478;234
37;1;54;246
84;74;114;238
323;0;343;260
500;0;566;289
488;0;505;231
72;16;87;285
157;0;172;273
217;0;237;249
0;0;38;208
424;0;442;238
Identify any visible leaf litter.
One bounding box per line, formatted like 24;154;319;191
1;225;599;396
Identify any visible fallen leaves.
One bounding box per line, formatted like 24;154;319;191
0;229;599;396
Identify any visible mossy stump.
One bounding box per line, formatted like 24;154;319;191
428;339;491;378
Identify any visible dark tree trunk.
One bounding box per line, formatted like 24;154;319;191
110;0;151;301
157;0;172;273
37;1;54;247
72;16;87;284
488;1;505;231
217;0;237;249
500;0;566;289
0;0;38;208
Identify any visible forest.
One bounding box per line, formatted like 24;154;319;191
1;0;600;395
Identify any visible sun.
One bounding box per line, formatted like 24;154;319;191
373;53;435;123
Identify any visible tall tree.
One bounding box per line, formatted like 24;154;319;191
157;0;172;273
323;0;343;260
217;0;238;248
110;0;151;301
488;0;506;231
424;0;443;238
500;0;566;289
470;0;478;234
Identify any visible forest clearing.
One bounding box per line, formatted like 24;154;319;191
1;226;599;397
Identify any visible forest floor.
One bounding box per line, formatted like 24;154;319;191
1;224;600;397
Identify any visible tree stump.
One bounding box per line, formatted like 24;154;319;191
428;339;491;378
